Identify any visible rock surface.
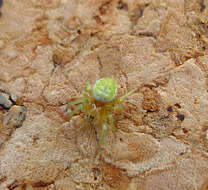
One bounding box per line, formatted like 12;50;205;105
0;92;12;109
0;0;208;189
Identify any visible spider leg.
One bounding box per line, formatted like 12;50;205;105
66;98;86;110
107;114;116;133
67;104;83;120
113;104;123;111
99;122;108;146
117;88;138;103
82;81;92;95
86;81;92;93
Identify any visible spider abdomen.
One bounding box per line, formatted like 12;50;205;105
93;78;117;103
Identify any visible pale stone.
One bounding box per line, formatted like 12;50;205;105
0;92;12;109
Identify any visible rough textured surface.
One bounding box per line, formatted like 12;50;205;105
0;0;208;189
0;92;12;109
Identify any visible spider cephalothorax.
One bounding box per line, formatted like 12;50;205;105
67;78;136;145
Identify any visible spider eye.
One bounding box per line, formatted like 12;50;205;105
93;78;117;103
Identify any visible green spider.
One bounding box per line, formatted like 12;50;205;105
67;78;136;145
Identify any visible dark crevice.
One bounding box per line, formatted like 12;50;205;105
7;180;19;190
32;181;54;187
200;0;206;12
0;0;3;8
0;176;6;184
97;56;103;70
136;31;155;38
77;29;81;34
92;167;101;181
167;106;173;112
9;95;17;105
130;8;143;26
174;103;181;109
117;0;128;11
176;113;185;121
130;3;149;27
21;184;27;190
99;0;112;15
182;128;188;134
0;0;3;17
94;15;104;25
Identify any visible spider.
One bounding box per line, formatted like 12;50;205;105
67;78;136;145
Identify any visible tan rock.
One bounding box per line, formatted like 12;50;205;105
102;132;189;177
0;114;81;188
0;0;208;189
